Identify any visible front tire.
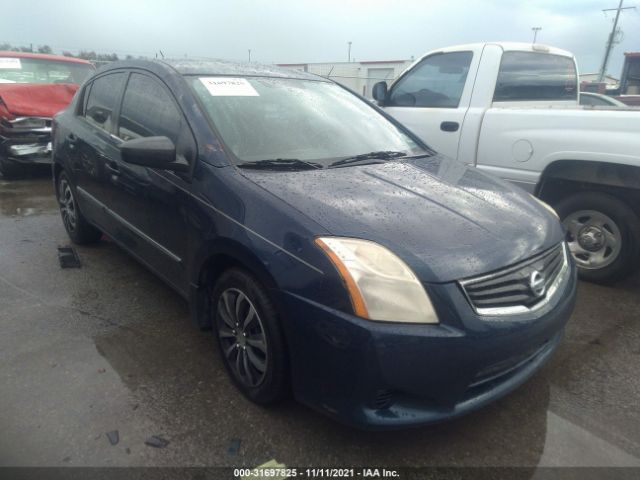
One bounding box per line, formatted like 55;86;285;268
555;192;640;284
57;171;102;244
211;268;288;405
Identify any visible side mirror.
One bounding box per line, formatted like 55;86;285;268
372;81;388;104
121;136;185;172
87;107;109;125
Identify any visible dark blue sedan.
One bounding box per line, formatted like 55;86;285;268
52;59;576;429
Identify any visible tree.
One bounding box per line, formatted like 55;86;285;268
0;43;122;62
77;50;97;60
96;53;118;61
0;42;34;53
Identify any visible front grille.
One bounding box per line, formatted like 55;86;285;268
460;243;567;315
370;389;395;410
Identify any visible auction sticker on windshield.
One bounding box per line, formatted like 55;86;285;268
0;58;21;69
199;77;259;96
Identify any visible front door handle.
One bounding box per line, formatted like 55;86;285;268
440;121;460;132
105;160;120;174
67;133;78;150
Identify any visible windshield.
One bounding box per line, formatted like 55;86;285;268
190;76;426;166
0;57;94;84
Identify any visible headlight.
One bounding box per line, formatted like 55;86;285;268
530;194;559;219
10;117;48;130
315;237;438;324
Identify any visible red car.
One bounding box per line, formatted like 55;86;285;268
0;51;94;177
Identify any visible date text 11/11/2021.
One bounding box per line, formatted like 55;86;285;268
234;467;400;478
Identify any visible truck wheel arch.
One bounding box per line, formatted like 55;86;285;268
536;159;640;216
536;159;640;283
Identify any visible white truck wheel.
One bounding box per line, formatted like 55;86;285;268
555;192;640;284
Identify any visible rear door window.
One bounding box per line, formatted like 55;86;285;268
494;52;577;102
117;73;182;143
83;73;125;132
388;52;473;108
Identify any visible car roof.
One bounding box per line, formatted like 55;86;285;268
162;58;325;80
97;58;326;81
0;51;93;65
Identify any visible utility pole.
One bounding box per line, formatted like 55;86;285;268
598;0;635;82
348;41;352;62
248;49;251;63
531;27;542;43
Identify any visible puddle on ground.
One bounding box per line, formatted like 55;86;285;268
0;177;58;217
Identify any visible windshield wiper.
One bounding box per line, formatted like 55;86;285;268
328;150;407;168
238;158;323;171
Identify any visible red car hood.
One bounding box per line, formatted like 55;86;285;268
0;83;79;118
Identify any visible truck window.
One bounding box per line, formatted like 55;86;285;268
388;52;473;108
494;52;577;102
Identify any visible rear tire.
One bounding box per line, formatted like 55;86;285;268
211;268;288;405
555;192;640;284
57;171;102;244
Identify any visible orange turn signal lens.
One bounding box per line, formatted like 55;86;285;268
315;238;369;318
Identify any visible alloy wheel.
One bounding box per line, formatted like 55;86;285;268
59;178;77;233
216;288;268;388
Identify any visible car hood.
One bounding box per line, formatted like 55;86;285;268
242;155;564;283
0;83;79;117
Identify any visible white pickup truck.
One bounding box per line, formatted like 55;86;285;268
372;42;640;284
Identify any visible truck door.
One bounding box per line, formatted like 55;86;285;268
383;51;476;159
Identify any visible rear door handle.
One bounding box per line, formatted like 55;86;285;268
440;121;460;132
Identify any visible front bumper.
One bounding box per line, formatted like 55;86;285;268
6;142;52;160
0;121;53;165
278;262;577;429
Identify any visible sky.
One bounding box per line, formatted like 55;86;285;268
2;0;639;77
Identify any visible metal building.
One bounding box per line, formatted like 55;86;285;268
277;60;412;98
